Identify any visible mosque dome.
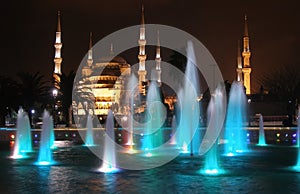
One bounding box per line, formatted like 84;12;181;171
96;55;127;64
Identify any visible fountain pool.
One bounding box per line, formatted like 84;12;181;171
1;144;300;193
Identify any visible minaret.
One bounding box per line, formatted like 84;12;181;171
138;5;147;93
82;32;93;77
53;11;62;89
155;31;162;86
242;15;252;95
110;43;114;55
87;32;93;67
236;40;243;82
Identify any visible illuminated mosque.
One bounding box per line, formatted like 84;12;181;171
52;6;252;119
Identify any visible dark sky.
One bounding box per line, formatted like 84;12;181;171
3;0;300;92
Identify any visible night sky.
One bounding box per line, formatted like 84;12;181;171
3;0;300;92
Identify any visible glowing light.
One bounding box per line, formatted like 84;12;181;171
52;89;58;97
124;141;135;146
276;133;280;137
10;154;26;159
35;161;51;166
124;148;138;154
145;152;152;157
181;142;189;153
199;168;225;176
288;166;300;172
257;143;267;146
247;133;250;137
10;134;15;139
292;133;297;138
226;152;234;157
204;169;219;175
98;163;119;173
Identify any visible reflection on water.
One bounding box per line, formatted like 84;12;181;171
1;145;300;193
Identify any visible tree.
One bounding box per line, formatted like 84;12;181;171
55;71;76;126
0;76;18;126
259;65;300;117
17;72;49;127
17;72;49;109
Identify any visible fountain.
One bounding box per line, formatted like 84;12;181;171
11;108;32;159
142;81;165;154
85;114;94;146
224;81;248;156
200;84;226;175
177;41;200;155
169;115;177;145
124;74;138;148
37;110;55;165
257;114;266;146
294;108;300;171
99;110;119;173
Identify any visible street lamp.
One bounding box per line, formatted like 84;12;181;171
31;109;35;128
52;89;58;127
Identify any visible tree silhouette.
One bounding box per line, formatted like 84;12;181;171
54;71;76;126
17;72;48;109
0;76;18;126
259;65;300;117
259;66;300;102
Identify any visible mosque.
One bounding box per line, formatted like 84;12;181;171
52;6;252;119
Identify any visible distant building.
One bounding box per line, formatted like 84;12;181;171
53;6;164;119
236;15;252;95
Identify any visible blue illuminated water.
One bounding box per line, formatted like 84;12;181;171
142;81;164;152
296;109;300;168
99;110;118;173
2;144;300;193
177;41;200;155
37;110;54;165
258;114;266;146
12;108;32;158
85;114;94;146
169;115;177;145
224;81;248;155
201;85;226;174
125;74;138;147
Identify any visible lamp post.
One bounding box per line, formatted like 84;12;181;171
31;109;35;128
52;89;58;127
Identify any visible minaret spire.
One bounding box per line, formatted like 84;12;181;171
141;4;145;26
138;4;147;94
242;14;252;95
89;32;92;50
53;11;63;89
57;11;61;32
155;30;162;86
244;15;249;37
87;32;93;66
236;40;243;82
110;43;114;55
